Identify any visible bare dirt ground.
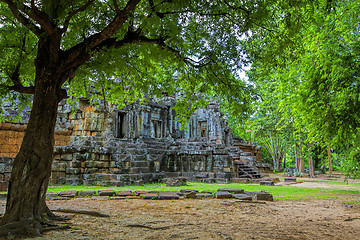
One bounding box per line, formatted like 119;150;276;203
2;175;360;240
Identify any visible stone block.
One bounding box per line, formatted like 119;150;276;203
78;190;96;197
158;191;180;200
110;180;125;187
180;189;199;194
46;193;59;200
196;193;213;198
134;190;149;196
51;162;67;172
99;155;110;161
217;188;244;194
232;194;253;200
254;191;273;201
98;190;116;196
260;181;274;186
94;161;109;168
284;177;297;182
71;160;82;168
65;179;83;185
84;179;96;186
195;172;208;178
0;181;8;191
66;168;81;175
117;191;134;197
215;191;233;199
140;193;159;199
58;190;78;198
184;191;197;198
231;178;250;184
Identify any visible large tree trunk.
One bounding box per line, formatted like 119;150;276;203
0;38;64;236
0;79;61;235
327;146;333;175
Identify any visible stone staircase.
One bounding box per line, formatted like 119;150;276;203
234;161;262;179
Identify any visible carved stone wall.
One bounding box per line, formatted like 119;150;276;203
0;98;261;187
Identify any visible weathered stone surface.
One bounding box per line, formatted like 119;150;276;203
140;193;159;199
58;190;78;198
284;177;297;182
98;190;116;196
215;191;233;199
180;189;199;194
117;191;133;197
196;193;213;198
163;177;187;187
232;194;253;200
1;96;264;187
244;191;273;201
46;193;59;200
78;190;96;197
0;181;8;191
217;188;244;194
183;191;197;198
260;181;274;186
134;190;149;196
158;191;180;200
231;178;250;184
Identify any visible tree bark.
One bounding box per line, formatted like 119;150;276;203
308;147;314;178
0;38;64;236
299;145;305;173
327;146;333;175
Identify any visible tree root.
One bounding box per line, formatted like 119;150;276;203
126;223;200;230
42;224;71;233
0;219;43;238
51;208;110;218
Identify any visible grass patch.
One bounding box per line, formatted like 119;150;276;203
47;182;359;201
315;180;360;187
345;200;360;205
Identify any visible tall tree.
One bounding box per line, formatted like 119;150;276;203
0;0;274;236
244;0;360;176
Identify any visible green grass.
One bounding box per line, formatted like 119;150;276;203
345;200;360;205
315;180;360;187
47;182;359;201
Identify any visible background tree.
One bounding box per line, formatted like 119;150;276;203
240;0;360;177
0;0;278;236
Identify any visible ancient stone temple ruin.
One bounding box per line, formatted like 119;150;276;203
0;97;264;188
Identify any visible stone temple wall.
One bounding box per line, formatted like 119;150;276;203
0;98;261;187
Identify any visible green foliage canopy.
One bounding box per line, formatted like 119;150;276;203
0;0;274;122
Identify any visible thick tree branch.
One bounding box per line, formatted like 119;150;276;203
63;0;141;67
0;84;35;94
1;0;42;36
60;0;96;34
113;0;121;14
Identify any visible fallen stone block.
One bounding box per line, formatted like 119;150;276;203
117;190;134;197
260;181;274;186
196;193;213;198
140;193;159;199
215;191;233;199
46;192;59;200
158;191;180;200
97;190;116;196
217;188;244;194
78;190;96;197
232;194;253;201
184;191;197;198
58;190;78;198
134;190;149;196
284;177;297;182
254;191;273;201
180;189;199;194
231;178;250;184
